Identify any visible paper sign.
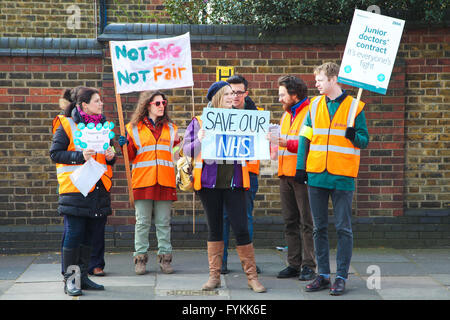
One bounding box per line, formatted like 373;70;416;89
74;121;115;152
200;108;270;161
110;33;194;94
338;9;405;94
70;158;106;197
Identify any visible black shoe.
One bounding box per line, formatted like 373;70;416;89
81;275;105;290
330;277;346;296
305;275;331;292
256;265;262;274
221;263;230;274
277;266;300;278
299;266;316;281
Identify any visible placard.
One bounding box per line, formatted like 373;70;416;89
200;108;270;161
74;121;115;152
110;33;194;94
338;9;405;94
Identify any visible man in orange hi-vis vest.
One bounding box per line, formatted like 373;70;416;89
296;62;369;296
273;75;316;282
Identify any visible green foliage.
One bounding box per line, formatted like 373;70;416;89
164;0;448;30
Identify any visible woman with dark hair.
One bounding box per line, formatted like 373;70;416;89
183;81;266;293
118;91;180;275
50;86;116;296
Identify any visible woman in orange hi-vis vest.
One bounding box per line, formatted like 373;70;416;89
50;87;116;296
182;81;266;293
118;91;180;276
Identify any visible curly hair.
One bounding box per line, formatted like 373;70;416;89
129;90;171;127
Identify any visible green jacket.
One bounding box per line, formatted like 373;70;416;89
296;91;369;191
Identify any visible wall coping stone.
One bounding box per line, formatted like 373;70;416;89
0;37;103;57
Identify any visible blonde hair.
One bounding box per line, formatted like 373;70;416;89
314;62;340;80
129;90;171;127
211;85;231;108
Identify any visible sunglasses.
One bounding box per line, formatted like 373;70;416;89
149;100;167;107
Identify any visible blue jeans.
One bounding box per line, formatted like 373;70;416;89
307;186;354;279
61;215;107;274
62;215;104;249
223;173;258;264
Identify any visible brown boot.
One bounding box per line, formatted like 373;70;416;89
133;254;148;275
202;241;224;291
236;243;266;293
158;253;174;274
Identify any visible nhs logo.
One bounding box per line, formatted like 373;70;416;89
216;134;254;158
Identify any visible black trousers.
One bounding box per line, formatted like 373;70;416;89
198;188;250;246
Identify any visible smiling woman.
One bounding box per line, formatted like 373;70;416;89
118;90;180;276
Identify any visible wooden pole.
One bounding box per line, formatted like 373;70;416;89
109;41;134;208
191;85;195;234
349;87;363;128
349;87;363;216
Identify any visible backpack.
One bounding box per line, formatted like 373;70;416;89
176;145;194;192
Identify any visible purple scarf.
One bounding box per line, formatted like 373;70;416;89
77;106;103;125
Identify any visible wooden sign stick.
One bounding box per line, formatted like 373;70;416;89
191;85;195;234
349;88;363;128
109;41;134;208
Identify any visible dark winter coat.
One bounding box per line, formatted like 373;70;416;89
50;107;116;218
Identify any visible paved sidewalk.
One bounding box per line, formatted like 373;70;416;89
0;248;449;300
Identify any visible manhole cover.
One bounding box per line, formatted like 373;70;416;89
166;289;219;296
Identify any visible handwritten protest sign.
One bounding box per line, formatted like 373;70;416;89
110;33;194;94
74;121;115;152
200;108;270;161
338;9;405;95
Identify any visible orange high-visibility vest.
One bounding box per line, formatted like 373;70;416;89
192;117;250;191
126;121;177;189
52;114;64;134
55;116;113;194
306;95;365;178
247;160;260;175
278;106;309;177
246;106;263;175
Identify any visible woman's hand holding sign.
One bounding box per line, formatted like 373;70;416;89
105;147;115;161
83;149;96;161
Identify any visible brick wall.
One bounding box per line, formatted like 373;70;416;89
0;0;97;38
402;26;450;210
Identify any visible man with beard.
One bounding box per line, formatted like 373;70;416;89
273;75;316;281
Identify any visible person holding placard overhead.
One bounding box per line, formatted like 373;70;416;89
118;91;180;275
296;62;369;295
50;87;116;296
182;81;266;293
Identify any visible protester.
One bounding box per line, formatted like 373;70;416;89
296;62;369;295
118;91;180;275
183;81;266;293
55;87;107;277
271;75;316;281
220;75;261;274
50;86;116;296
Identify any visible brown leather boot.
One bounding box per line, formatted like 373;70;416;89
202;241;224;291
133;254;148;275
158;253;174;274
236;243;266;293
